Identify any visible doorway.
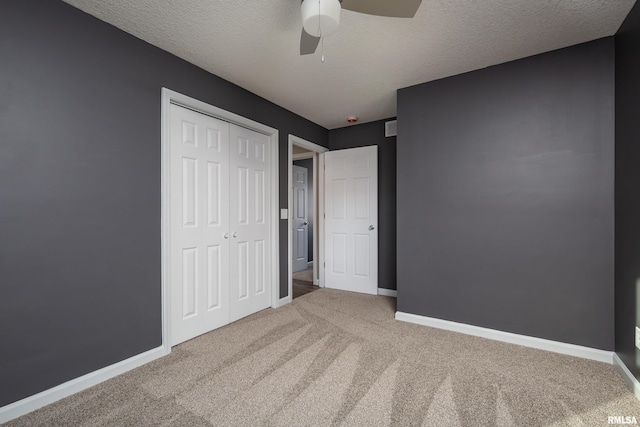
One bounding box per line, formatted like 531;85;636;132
288;135;328;301
292;161;311;274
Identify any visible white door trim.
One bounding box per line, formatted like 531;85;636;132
318;152;325;288
287;135;328;303
162;88;279;348
292;152;314;161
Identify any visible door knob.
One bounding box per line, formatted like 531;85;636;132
233;232;238;238
224;233;229;239
369;225;375;231
303;221;309;226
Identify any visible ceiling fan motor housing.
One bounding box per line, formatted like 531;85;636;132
301;0;341;37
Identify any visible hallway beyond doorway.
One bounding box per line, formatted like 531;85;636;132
292;267;318;299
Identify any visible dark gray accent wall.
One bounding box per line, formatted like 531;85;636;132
293;158;314;262
0;0;327;407
397;38;615;349
328;120;397;290
615;0;640;380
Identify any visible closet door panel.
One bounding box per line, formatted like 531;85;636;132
229;124;272;322
170;104;231;346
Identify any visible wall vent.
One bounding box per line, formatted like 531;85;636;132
385;120;397;137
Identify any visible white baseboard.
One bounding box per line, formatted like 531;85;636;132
613;353;640;400
395;311;613;364
0;345;169;424
278;295;291;307
378;288;397;298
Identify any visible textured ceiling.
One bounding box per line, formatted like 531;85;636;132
62;0;635;129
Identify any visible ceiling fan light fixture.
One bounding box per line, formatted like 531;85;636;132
301;0;341;38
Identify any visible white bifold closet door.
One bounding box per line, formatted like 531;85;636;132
228;124;271;322
169;104;271;346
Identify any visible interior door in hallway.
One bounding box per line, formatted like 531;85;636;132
169;104;230;345
229;124;272;322
292;165;309;273
324;146;378;295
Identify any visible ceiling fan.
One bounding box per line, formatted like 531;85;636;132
300;0;422;56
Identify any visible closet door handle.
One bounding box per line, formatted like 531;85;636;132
224;233;229;239
232;232;238;238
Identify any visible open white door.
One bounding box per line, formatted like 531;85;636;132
324;146;378;295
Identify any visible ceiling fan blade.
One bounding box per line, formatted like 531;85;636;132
341;0;421;18
300;29;320;55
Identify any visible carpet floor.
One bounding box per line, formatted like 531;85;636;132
7;289;640;426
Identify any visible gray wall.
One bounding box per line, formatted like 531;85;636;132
397;38;615;350
0;0;327;407
328;120;397;290
293;158;314;262
615;0;640;379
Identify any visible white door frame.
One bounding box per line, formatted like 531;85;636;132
287;135;328;303
161;88;279;349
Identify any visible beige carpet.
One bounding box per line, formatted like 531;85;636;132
7;289;640;426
